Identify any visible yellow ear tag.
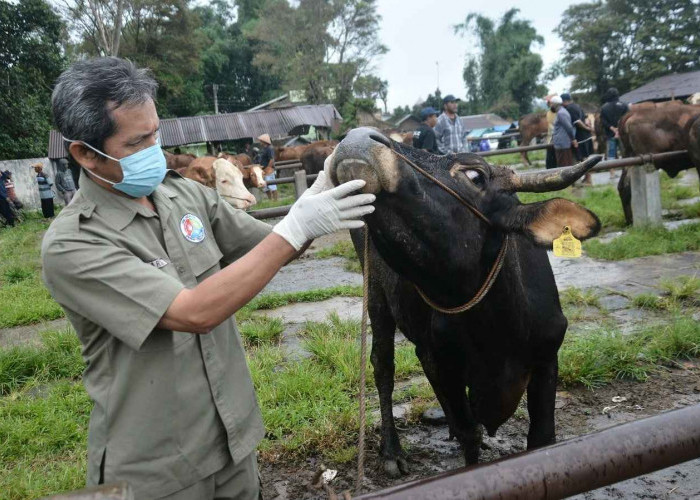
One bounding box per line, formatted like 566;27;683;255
552;226;582;258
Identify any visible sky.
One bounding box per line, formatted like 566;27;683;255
374;0;577;112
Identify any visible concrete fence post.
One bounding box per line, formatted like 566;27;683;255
630;164;662;226
294;170;308;198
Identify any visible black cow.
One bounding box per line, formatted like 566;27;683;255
328;128;602;477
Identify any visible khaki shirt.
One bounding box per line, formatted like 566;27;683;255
42;170;272;499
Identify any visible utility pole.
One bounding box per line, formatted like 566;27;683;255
213;84;219;114
436;61;440;91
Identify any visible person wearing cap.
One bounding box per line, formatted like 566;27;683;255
2;170;22;209
600;88;629;159
550;96;578;167
42;57;375;500
561;93;592;161
434;94;467;154
255;133;277;201
34;163;55;218
412;107;440;153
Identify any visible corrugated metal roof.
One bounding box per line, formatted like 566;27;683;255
47;104;342;159
620;70;700;103
460;113;510;131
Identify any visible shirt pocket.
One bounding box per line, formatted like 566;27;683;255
187;239;224;280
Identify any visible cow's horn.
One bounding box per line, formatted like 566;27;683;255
510;154;603;193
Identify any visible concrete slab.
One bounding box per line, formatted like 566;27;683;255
263;296;364;324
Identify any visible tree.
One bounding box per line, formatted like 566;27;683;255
248;0;386;110
59;0;126;56
556;0;700;100
353;75;388;113
389;105;412;122
0;0;66;159
455;8;546;118
196;1;281;112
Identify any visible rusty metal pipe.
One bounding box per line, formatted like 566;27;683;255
516;150;689;176
355;404;700;500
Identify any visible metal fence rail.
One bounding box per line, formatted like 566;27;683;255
356;404;700;500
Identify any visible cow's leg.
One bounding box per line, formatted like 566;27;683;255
417;324;482;464
526;358;559;449
520;150;530;166
369;290;406;478
618;168;633;225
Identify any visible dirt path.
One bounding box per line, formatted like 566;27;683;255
261;362;700;499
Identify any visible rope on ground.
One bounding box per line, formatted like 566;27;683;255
355;228;370;495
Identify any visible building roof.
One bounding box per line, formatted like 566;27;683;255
47;105;342;159
246;94;290;111
619;70;700;103
395;114;420;126
460;113;510;131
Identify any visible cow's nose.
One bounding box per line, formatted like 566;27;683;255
333;127;386;165
246;193;257;206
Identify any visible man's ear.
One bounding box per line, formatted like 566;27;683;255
493;198;601;246
68;142;99;171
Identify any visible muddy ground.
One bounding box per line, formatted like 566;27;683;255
261;361;700;499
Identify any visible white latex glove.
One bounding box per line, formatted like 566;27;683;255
273;171;375;250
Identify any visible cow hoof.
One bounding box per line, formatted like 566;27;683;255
384;457;409;478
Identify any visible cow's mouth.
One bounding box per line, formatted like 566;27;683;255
334;158;382;194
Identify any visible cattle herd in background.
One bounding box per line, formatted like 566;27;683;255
163;99;700;223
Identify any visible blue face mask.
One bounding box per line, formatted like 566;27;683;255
63;136;167;198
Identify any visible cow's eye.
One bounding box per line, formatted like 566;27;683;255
465;169;486;188
221;180;229;183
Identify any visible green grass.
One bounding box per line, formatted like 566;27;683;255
0;213;65;328
314;240;362;273
0;381;90;500
0;328;83;395
558;317;700;389
487;149;545;166
560;287;601;308
584;223;700;260
238;316;284;346
660;275;700;302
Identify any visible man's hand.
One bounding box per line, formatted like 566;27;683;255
273;171;375;250
572;140;578;148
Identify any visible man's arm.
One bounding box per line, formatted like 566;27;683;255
422;129;437;153
159;232;296;333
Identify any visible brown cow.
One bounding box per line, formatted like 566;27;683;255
301;143;335;176
593;112;607;155
275;145;308;162
219;151;253;166
164;150;196;170
218;153;266;189
180;157;257;209
617;101;700;224
517;112;547;165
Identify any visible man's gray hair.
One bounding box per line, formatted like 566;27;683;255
52;57;158;154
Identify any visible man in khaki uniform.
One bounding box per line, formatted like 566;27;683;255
42;57;375;499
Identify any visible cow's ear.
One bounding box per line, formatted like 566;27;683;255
493;198;601;246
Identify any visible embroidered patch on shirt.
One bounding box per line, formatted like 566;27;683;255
180;213;206;243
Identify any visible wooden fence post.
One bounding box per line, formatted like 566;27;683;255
630;164;662;226
294;170;308;198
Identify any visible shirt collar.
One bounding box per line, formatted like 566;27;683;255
79;169;177;231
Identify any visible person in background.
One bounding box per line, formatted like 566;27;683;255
56;158;77;205
561;93;593;160
412;107;440;153
600;87;629;160
550;96;578;167
34;163;55;218
0;171;15;227
434;94;467;154
2;170;22;209
256;134;277;201
544;94;558;169
562;92;593;184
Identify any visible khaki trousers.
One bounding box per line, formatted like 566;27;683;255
156;452;261;500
